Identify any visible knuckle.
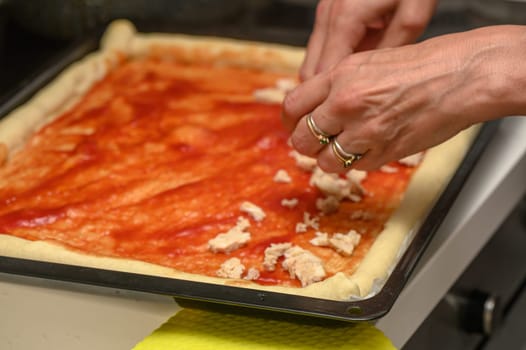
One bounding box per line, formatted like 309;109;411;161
360;122;385;142
282;90;300;116
326;87;363;116
291;131;316;156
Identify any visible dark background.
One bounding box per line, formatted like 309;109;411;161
1;0;519;99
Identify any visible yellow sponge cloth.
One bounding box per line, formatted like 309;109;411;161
133;307;395;350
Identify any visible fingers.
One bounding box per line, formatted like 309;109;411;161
301;0;378;80
300;0;333;81
377;0;437;48
315;1;369;74
281;72;331;131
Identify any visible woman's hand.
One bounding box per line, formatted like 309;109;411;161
284;26;526;172
300;0;437;80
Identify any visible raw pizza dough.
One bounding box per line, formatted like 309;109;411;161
0;20;479;300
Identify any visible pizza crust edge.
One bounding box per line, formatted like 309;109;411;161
0;20;478;300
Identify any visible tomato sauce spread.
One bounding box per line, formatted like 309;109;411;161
0;56;416;287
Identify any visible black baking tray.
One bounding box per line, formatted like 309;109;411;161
0;26;498;321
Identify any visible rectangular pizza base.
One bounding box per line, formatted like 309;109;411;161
0;20;479;302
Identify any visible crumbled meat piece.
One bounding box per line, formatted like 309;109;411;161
208;217;251;253
253;88;285;104
216;257;245;279
240;201;266;222
398;152;424;167
275;78;297;92
310;167;351;199
380;165;398;173
316;195;341;214
282;246;326;287
310;167;367;203
303;212;320;230
346;169;368;194
289;150;317;172
253;79;296;104
273;169;292;183
346;169;367;183
281;198;299;208
329;230;361;256
263;242;293;271
309;231;330;246
295;222;308;233
244;267;260;281
310;230;361;256
349;194;362;203
295;212;320;233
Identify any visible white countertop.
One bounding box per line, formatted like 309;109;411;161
1;116;525;350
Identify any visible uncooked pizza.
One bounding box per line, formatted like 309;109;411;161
0;21;477;300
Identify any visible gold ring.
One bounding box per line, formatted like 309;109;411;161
331;140;363;168
306;113;333;145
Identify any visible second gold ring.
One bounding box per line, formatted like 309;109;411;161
306;113;333;145
331;140;363;168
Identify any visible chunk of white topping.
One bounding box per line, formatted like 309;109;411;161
282;246;326;287
398;152;424;167
240;201;266;222
295;212;320;233
309;231;330;246
349;194;363;203
244;267;260;281
380;165;398;173
346;169;368;194
303;212;320;230
263;242;293;271
275;78;297;92
346;169;367;184
273;169;292;183
309;230;361;256
208;217;251;253
310;167;351;199
281;198;299;209
289;150;317;172
253;88;285;104
216;257;245;279
309;167;367;204
329;230;361;256
295;222;308;233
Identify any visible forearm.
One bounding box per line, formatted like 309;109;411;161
467;25;526;121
